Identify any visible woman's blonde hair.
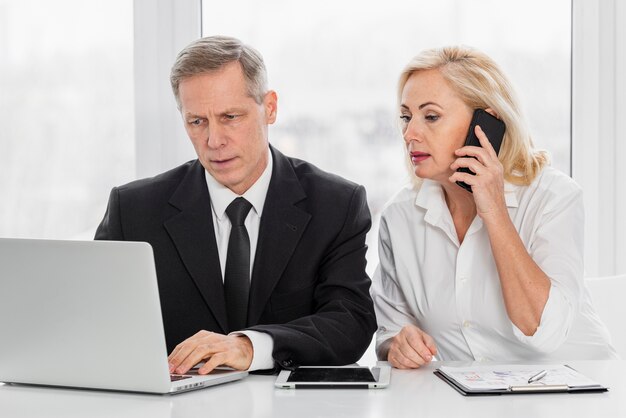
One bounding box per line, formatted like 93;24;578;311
398;46;548;185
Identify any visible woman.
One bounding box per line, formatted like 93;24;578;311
372;46;617;368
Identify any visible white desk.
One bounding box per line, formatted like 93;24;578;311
2;361;625;418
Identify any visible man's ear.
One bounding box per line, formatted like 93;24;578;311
264;90;278;124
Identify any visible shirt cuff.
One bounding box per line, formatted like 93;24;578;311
230;330;275;371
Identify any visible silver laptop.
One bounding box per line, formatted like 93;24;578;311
0;238;247;394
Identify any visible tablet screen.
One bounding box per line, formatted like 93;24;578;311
286;367;376;383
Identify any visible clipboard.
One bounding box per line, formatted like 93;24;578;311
434;364;608;396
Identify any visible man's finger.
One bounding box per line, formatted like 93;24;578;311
168;331;223;371
169;343;198;372
198;352;227;375
175;344;219;374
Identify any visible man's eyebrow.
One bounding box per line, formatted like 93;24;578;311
219;107;246;114
183;107;247;118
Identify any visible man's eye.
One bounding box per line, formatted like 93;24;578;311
189;119;203;126
224;114;237;120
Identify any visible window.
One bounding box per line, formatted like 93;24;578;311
201;0;572;272
0;0;134;239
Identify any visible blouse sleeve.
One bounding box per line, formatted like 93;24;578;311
510;180;585;353
371;214;418;360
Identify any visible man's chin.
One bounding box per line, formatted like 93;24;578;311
211;173;246;194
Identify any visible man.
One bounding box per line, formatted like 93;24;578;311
95;36;376;374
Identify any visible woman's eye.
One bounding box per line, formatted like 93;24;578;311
425;114;439;122
399;115;411;123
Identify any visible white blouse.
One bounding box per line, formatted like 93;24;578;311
372;166;618;362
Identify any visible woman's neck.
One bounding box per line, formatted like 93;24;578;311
441;181;477;244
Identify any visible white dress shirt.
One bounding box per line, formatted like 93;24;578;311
372;166;618;362
205;149;275;371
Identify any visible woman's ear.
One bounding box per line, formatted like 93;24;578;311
484;107;501;120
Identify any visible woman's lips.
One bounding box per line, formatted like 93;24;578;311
410;152;430;164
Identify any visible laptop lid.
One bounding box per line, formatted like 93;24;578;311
0;238;246;394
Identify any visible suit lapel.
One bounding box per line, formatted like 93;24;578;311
247;147;311;326
163;161;229;333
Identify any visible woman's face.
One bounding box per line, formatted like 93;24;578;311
400;69;474;183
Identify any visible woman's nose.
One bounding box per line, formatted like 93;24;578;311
403;120;424;144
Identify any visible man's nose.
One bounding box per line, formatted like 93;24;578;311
207;123;227;149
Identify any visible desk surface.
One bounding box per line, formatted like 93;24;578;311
2;361;625;418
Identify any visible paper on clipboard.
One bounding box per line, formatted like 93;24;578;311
435;364;607;395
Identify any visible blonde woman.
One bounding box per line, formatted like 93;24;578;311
372;46;617;368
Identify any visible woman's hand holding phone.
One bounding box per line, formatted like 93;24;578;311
448;108;508;220
453;109;505;192
449;124;507;220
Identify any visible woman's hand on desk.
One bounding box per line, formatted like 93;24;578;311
387;325;438;369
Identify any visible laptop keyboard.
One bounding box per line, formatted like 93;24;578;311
170;374;192;382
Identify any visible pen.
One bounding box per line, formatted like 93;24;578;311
527;369;547;384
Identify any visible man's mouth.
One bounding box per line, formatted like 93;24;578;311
211;157;235;164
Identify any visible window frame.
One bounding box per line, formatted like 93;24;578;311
133;0;626;276
572;0;626;276
133;0;201;179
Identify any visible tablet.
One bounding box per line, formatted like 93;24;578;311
274;365;391;389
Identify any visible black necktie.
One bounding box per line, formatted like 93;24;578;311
224;197;253;332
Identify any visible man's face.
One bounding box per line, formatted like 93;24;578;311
178;62;277;195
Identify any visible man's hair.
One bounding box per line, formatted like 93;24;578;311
170;35;268;109
398;46;549;186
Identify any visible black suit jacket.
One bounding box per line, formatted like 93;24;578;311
95;146;376;369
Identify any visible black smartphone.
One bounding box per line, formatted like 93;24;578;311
456;109;506;193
